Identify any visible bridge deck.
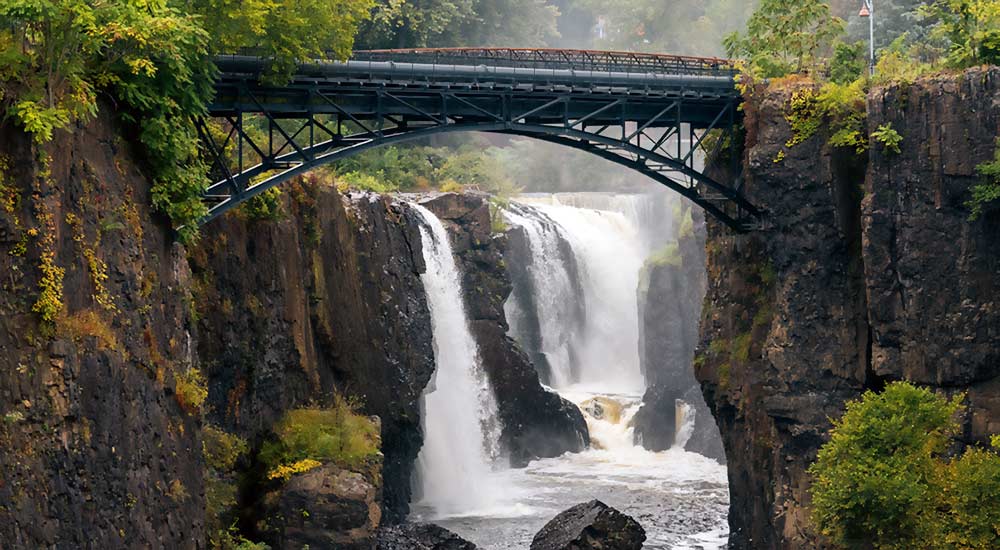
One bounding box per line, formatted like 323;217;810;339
200;49;760;231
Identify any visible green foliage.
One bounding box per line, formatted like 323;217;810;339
240;188;284;222
1;1;216;243
872;34;940;85
967;139;1000;220
338;171;400;193
810;381;1000;550
829;41;866;85
871;123;903;154
919;0;1000;68
203;425;248;471
724;0;845;78
183;0;373;83
784;80;868;154
259;397;380;481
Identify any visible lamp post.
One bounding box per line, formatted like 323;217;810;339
859;0;875;75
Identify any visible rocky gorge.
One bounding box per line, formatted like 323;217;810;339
0;65;997;550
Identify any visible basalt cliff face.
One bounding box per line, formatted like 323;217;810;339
0;111;203;547
697;67;1000;549
188;182;437;524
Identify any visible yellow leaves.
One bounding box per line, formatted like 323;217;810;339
267;458;323;481
125;57;157;77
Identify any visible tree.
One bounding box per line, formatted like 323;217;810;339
178;0;374;81
809;381;1000;550
724;0;845;77
919;0;1000;68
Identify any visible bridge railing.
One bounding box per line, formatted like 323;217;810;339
351;48;735;77
228;47;736;78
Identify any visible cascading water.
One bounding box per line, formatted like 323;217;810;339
411;204;505;518
515;196;647;393
437;191;730;549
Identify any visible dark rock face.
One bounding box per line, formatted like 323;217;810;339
421;193;589;466
377;522;479;550
633;215;724;460
697;68;1000;549
189;184;436;523
0;111;203;546
530;500;646;550
263;460;382;549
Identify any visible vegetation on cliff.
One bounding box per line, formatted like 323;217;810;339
810;382;1000;550
259;397;381;482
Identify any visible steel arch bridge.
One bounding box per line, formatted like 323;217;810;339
200;48;762;231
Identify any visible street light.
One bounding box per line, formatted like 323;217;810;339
859;0;875;75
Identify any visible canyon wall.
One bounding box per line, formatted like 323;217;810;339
0;111;204;547
189;182;437;524
697;67;1000;549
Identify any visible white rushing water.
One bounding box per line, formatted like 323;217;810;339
409;193;727;548
412;204;507;518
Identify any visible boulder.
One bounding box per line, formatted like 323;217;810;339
531;500;646;550
377;523;478;550
263;461;382;550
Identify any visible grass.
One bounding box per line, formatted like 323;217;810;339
258;396;380;482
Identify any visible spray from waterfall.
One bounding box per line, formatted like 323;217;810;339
411;204;504;517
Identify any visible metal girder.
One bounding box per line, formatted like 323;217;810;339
199;49;762;231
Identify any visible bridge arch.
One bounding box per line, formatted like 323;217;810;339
200;49;762;231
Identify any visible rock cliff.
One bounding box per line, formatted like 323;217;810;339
0;111;203;547
697;67;1000;549
189;182;436;523
421;193;589;467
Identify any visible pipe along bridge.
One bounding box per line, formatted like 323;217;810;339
201;48;762;231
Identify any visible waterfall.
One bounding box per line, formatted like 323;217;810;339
412;204;504;517
506;195;655;393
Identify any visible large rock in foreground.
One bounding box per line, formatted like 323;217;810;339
377;523;478;550
530;500;646;550
263;460;382;549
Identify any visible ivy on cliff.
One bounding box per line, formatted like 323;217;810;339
968;139;1000;220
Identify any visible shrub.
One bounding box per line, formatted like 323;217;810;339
258;397;380;482
829;41;867;85
871;124;903;154
203;426;248;471
810;382;1000;550
239;188;284;222
968;139;1000;220
174;367;208;415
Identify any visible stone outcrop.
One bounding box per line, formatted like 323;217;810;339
0;110;203;546
697;67;1000;549
421;193;589;466
530;500;646;550
262;459;382;549
633;210;725;460
189;183;436;523
377;523;478;550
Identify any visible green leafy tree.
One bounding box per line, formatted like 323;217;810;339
810;381;1000;550
1;0;215;241
178;0;374;81
919;0;1000;67
724;0;845;77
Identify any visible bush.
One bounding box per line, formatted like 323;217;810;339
258;397;380;482
871;123;903;154
968;139;1000;220
809;381;1000;550
239;188;284;222
829;41;867;85
174;367;208;415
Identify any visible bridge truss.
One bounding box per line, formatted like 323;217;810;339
199;49;762;231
